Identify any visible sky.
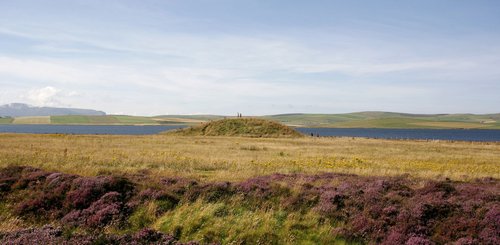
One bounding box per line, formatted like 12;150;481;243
1;0;499;116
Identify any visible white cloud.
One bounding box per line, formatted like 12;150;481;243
25;86;62;106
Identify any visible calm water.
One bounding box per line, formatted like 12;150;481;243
296;128;500;142
0;125;499;141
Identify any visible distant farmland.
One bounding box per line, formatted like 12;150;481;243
0;115;198;125
264;112;500;129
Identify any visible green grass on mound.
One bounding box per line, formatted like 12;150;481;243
167;118;304;137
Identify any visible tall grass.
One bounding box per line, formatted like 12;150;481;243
153;199;343;244
0;134;498;181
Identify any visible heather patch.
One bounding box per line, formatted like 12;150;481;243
0;166;498;244
0;226;190;244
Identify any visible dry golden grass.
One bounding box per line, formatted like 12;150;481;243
0;133;498;181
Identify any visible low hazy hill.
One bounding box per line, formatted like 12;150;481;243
0;103;106;117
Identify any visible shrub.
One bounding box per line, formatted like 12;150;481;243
64;176;134;210
62;191;126;228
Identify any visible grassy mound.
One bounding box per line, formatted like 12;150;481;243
167;118;303;137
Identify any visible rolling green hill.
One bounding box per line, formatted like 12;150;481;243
264;112;500;129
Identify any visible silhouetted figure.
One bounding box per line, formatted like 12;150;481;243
310;133;314;137
316;134;320;137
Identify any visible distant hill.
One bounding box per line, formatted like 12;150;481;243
264;112;500;129
0;103;106;117
1;109;499;129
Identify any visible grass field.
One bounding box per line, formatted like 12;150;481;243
0;118;13;124
12;116;51;124
156;115;225;121
113;115;158;124
0;134;498;181
49;115;190;125
0;133;498;244
51;115;121;124
318;117;497;129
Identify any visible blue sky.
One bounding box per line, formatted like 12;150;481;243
1;0;499;115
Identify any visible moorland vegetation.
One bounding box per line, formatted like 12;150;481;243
0;166;498;244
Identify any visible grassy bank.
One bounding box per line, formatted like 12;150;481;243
0;134;498;181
